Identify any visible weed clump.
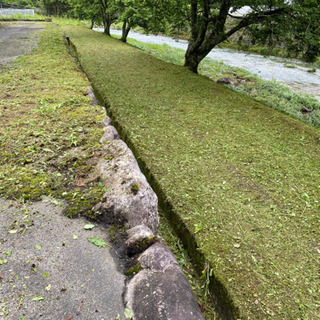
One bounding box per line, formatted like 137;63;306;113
130;183;139;194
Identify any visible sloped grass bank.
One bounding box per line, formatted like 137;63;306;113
123;39;320;128
0;24;107;218
63;26;320;320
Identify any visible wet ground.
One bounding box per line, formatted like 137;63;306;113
0;198;125;320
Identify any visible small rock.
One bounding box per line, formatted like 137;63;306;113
125;243;205;320
126;225;154;246
96;140;159;233
102;116;112;126
217;77;233;85
93;203;102;212
126;225;157;255
87;86;99;105
99;126;120;143
301;106;312;113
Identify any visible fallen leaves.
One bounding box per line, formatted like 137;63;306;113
83;224;95;230
45;284;51;291
75;179;86;187
87;237;108;248
124;308;133;319
32;295;44;302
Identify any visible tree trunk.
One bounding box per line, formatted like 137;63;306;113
90;19;94;29
98;0;110;36
104;25;110;35
106;18;112;36
183;0;285;73
184;51;201;73
121;20;131;43
184;42;214;73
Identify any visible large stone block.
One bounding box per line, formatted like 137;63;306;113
125;243;205;320
96;140;159;234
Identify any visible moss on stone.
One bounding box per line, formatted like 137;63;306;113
124;262;141;276
130;183;139;194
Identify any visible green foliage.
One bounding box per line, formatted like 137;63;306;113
2;0;41;8
180;0;320;71
41;0;70;16
0;13;46;19
124;262;141;276
244;1;320;62
130;183;139;192
87;237;108;247
67;0;101;26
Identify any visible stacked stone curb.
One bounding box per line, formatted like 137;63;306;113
96;114;205;320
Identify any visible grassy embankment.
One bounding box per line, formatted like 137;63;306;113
63;26;320;320
122;37;320;128
0;21;218;319
0;23;108;218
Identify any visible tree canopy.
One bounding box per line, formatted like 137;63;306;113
6;0;318;71
183;0;320;72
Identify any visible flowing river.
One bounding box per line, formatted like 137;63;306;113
95;28;320;101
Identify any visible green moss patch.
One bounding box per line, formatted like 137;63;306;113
63;26;320;319
0;24;107;218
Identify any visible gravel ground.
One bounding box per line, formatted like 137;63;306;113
0;22;45;64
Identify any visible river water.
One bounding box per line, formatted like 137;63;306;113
95;28;320;101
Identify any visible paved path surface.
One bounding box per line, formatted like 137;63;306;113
0;22;44;64
0;198;125;320
0;22;126;320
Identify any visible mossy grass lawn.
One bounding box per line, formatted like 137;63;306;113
63;26;320;319
0;24;107;218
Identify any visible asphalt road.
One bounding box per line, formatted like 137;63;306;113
0;198;126;320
